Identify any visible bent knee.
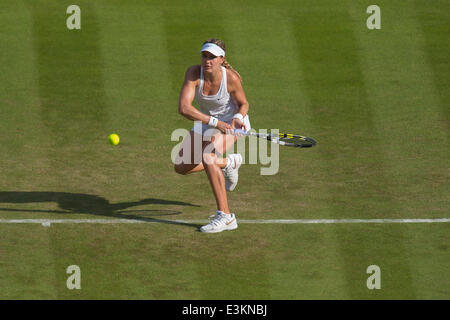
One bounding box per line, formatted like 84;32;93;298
202;153;216;166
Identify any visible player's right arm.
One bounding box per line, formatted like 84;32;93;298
178;65;209;123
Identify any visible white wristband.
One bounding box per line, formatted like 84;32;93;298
233;113;244;121
208;116;219;127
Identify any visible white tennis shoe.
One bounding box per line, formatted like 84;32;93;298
222;153;243;191
200;211;238;233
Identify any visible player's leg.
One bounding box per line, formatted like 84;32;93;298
200;132;239;233
204;132;237;202
221;116;250;190
201;130;243;204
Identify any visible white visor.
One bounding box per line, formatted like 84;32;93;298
200;43;225;57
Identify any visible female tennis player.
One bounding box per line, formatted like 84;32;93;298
174;38;251;233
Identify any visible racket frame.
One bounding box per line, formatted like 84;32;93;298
233;129;316;148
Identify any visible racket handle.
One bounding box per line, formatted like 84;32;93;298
233;129;248;135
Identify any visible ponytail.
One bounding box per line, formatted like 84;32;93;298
222;58;243;83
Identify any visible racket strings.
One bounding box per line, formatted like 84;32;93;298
242;130;316;148
277;134;315;147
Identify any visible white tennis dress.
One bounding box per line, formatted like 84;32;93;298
193;65;250;134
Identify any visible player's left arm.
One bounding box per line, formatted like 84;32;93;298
228;70;249;131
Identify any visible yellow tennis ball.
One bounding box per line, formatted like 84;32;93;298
108;133;120;145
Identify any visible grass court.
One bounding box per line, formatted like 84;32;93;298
0;0;449;299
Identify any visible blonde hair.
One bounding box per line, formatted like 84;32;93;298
203;38;242;82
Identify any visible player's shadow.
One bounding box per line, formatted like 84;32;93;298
0;191;202;229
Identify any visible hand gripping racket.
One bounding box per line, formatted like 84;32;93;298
233;129;317;148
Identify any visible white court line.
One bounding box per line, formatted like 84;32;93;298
0;218;449;225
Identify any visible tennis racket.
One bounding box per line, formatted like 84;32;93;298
233;129;317;148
